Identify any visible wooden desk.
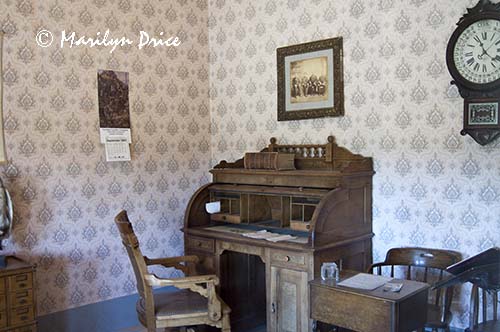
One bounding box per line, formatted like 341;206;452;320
310;272;429;332
184;137;375;332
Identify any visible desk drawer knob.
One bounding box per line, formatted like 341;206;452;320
284;256;290;262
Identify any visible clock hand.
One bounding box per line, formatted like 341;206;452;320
479;48;493;60
485;38;500;53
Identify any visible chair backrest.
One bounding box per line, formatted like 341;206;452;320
468;285;499;330
371;247;462;323
375;247;462;280
114;210;153;301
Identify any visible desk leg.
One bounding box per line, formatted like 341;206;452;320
312;320;317;332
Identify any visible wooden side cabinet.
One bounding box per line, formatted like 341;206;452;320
0;257;36;332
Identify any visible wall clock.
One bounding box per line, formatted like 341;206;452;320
446;0;500;145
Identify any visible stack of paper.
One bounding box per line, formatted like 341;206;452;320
242;230;297;242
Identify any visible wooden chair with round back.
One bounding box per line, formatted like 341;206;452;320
466;285;499;332
369;247;462;332
115;210;231;332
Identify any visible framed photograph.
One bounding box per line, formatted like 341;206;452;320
277;37;344;121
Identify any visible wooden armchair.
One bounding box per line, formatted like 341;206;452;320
115;210;231;332
369;247;462;332
466;285;499;332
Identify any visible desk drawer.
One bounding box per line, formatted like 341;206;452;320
210;213;241;224
186;236;214;253
8;274;33;292
0;310;6;328
270;250;308;270
10;306;34;326
10;290;33;308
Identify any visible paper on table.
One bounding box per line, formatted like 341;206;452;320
242;230;277;239
242;230;297;242
266;234;297;242
337;273;393;290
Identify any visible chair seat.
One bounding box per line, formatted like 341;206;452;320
466;321;500;332
137;289;209;320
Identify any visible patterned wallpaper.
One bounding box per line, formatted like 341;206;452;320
1;0;499;327
207;0;500;328
0;0;210;315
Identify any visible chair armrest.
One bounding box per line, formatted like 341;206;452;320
144;255;200;274
144;274;219;288
144;255;200;266
367;262;388;273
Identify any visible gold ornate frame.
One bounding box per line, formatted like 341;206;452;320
277;37;344;121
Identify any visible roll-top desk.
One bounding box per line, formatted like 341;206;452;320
183;136;374;332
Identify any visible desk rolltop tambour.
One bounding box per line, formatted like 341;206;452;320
183;136;374;332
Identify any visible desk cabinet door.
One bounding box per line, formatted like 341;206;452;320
270;266;309;332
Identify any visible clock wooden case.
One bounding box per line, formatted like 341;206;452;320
446;0;500;145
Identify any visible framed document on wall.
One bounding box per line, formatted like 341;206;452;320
0;31;6;163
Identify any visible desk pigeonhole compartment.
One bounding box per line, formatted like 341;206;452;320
209;191;243;224
290;196;321;231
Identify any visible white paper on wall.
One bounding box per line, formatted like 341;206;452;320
104;136;131;162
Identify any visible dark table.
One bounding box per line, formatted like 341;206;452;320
310;271;429;332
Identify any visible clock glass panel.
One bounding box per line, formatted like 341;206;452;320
468;102;499;125
454;19;500;84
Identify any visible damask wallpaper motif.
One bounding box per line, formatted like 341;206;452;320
0;0;210;315
0;0;499;327
207;0;500;327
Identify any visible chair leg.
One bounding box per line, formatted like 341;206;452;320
221;312;231;332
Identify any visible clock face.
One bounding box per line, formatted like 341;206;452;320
454;19;500;84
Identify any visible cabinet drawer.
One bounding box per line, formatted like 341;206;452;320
10;290;33;308
210;213;241;224
270;250;308;269
10;306;34;326
14;323;37;332
0;294;6;311
0;310;7;328
186;236;214;253
0;278;5;294
8;274;33;291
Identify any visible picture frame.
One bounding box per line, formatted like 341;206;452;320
0;31;6;163
277;37;344;121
